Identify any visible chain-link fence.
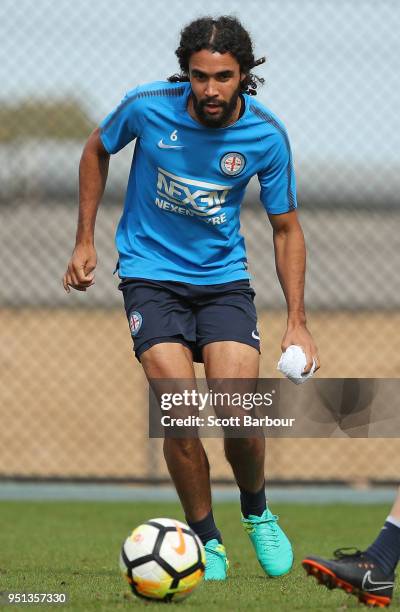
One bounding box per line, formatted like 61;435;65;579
1;0;399;484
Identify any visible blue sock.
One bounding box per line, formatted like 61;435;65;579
366;520;400;575
187;510;222;546
239;482;267;518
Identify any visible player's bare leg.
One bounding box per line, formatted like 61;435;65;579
140;343;211;522
203;341;260;380
203;340;293;577
202;341;264;493
390;487;400;520
141;341;227;579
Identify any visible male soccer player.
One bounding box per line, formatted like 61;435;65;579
63;16;319;580
303;488;400;607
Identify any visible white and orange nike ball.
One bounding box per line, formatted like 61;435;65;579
120;518;205;602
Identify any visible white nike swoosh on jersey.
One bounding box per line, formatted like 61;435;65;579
157;139;184;149
252;330;260;341
361;570;394;592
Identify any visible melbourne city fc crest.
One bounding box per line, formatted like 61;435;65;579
129;311;143;336
220;152;246;176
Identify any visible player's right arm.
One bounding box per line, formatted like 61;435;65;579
63;128;110;293
63;85;147;293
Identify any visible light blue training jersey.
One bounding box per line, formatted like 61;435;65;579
99;80;297;284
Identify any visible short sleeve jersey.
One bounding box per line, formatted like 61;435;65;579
100;81;297;284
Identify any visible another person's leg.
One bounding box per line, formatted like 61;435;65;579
366;488;400;576
303;487;400;607
203;341;293;577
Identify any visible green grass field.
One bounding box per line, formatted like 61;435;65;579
0;501;398;611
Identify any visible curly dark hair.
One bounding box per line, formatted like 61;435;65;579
168;16;265;95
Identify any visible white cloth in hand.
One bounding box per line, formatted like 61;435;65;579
277;345;316;385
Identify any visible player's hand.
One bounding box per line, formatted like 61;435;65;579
63;243;97;293
281;323;320;373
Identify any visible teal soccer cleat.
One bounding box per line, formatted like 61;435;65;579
242;507;293;577
204;539;229;581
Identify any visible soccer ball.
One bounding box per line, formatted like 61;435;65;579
120;518;206;602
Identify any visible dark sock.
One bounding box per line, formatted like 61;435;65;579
187;510;222;546
366;521;400;575
239;482;267;518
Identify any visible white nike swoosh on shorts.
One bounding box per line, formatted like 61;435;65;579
157;139;184;149
252;330;260;341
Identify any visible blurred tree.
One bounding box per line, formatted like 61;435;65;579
0;99;95;141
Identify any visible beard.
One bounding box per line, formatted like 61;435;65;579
191;86;242;128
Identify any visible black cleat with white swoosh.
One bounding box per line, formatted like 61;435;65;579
302;548;395;607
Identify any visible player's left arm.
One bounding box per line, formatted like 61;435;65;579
268;210;320;373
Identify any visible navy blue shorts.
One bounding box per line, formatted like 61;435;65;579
118;278;260;363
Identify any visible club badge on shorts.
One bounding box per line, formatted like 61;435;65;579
220;152;246;176
129;311;143;336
